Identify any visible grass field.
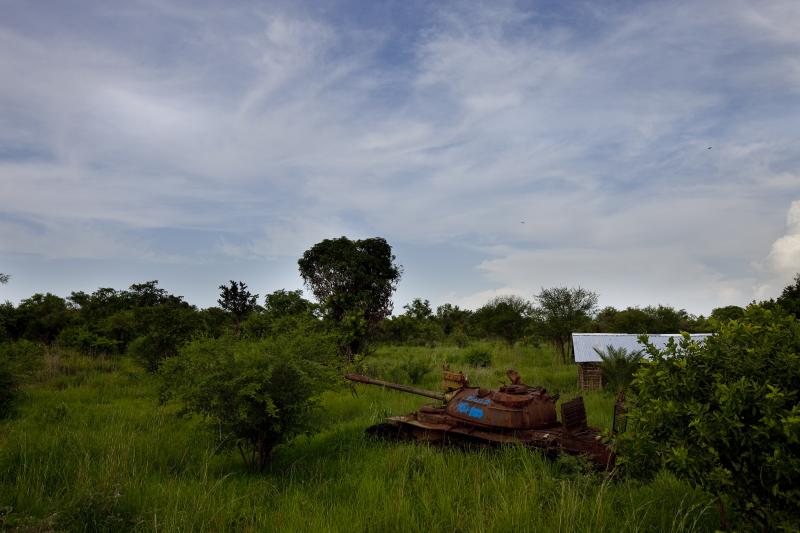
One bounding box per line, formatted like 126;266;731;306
0;343;719;532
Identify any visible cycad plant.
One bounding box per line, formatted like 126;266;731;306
594;344;642;392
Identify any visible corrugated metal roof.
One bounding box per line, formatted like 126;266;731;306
571;333;712;363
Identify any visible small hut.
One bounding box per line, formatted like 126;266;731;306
571;333;712;390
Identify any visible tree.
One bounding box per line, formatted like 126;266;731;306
709;305;745;323
298;237;401;359
218;281;259;328
592;305;702;334
129;304;202;371
533;287;598;363
377;298;441;346
470;295;532;346
126;280;183;308
159;328;336;471
435;303;472;337
263;289;314;317
593;345;641;392
403;298;433;321
243;290;319;339
619;307;800;530
776;272;800;318
15;293;75;343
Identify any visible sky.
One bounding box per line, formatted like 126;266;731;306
0;0;799;315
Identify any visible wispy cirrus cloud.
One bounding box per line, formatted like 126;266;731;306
0;0;798;311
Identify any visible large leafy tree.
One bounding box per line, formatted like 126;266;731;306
533;286;598;363
620;307;800;531
298;237;401;358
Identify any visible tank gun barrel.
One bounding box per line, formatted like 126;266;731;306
345;373;446;401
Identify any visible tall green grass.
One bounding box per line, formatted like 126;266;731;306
0;343;718;532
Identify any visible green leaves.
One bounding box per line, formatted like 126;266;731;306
619;307;800;530
594;344;642;393
159;329;337;472
298;237;402;358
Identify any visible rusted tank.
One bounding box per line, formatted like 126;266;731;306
346;368;614;469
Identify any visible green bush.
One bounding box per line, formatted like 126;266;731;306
0;339;44;383
463;346;492;367
56;325;118;356
127;335;167;372
398;356;433;384
160;330;336;471
449;327;470;348
619;307;800;531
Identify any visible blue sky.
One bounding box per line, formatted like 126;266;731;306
1;0;799;314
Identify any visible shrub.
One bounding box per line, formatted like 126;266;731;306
463;346;492;367
593;344;642;392
56;325;118;356
127;335;168;372
449;327;470;348
160;330;336;471
0;339;44;387
619;307;800;530
398;356;433;384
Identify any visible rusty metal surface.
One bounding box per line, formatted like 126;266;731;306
560;397;588;432
347;368;616;469
345;373;445;401
442;365;469;391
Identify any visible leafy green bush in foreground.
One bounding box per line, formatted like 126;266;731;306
159;329;337;471
619;307;800;531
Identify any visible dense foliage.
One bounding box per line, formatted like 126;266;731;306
593;345;642;393
619;307;800;530
471;296;532;346
298;236;402;358
160;327;336;471
533;287;598;362
593;305;700;334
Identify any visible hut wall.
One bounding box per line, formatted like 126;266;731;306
578;362;603;390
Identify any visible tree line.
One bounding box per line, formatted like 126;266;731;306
1;238;799;367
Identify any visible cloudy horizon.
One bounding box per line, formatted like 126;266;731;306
1;0;799;315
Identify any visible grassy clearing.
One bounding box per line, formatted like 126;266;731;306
0;343;718;532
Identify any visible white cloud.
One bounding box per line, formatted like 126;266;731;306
765;201;800;278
